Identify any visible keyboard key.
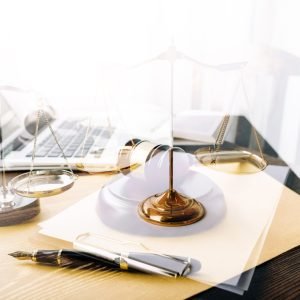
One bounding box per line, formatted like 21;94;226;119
58;120;78;129
48;152;61;157
49;146;60;153
101;130;113;139
74;149;90;157
63;149;77;157
92;127;104;136
24;119;112;159
34;149;51;157
94;138;109;147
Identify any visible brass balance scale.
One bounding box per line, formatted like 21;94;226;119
135;117;267;227
195;114;267;174
0;101;77;226
134;46;268;227
0;61;267;227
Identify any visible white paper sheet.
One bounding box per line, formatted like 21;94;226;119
39;159;284;287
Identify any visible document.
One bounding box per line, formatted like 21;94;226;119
173;110;224;142
39;154;285;290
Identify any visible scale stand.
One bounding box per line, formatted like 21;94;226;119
134;42;206;226
138;148;205;226
0;192;40;226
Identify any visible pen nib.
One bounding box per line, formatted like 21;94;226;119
8;251;32;260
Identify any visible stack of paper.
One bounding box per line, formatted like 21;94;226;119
39;154;286;294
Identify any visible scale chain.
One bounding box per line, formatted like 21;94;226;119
41;109;75;176
27;106;76;195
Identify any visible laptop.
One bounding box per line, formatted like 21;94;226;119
0;92;225;172
0;96;130;172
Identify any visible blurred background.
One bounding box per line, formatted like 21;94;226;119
0;0;299;175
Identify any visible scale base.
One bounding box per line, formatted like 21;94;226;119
0;194;40;226
138;189;205;227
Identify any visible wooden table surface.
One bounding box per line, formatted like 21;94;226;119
1;116;299;299
0;172;211;300
0;167;299;300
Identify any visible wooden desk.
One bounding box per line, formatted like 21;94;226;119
0;173;211;300
0;169;300;300
1;116;300;299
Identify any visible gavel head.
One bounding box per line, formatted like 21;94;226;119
117;139;192;188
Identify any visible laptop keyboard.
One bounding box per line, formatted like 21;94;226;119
26;120;113;158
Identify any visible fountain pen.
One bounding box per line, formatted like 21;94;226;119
9;249;192;277
8;250;120;269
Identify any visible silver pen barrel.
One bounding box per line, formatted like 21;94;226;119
74;239;191;277
124;252;191;277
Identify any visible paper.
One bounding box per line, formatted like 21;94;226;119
39;156;284;288
173;110;223;142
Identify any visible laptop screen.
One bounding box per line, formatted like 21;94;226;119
0;96;22;155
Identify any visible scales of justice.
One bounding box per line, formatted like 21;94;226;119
125;43;267;226
0;90;77;226
0;45;267;227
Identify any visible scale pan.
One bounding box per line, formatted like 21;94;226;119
196;150;267;174
9;170;77;198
